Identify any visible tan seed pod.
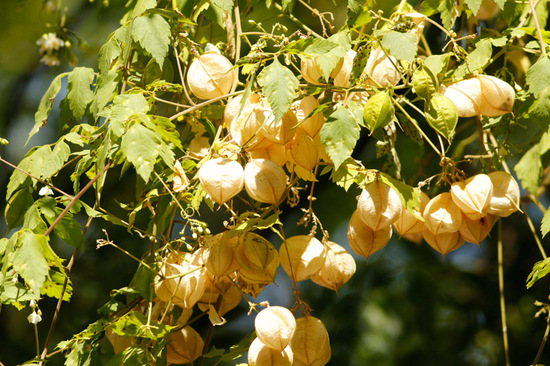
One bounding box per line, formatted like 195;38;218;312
301;56;343;85
224;94;244;129
440;77;482;118
202;233;239;277
459;213;496;245
487;171;520;217
422;229;465;256
311;241;356;292
450;174;493;220
313;134;332;163
348;210;392;260
259;104;296;145
198;275;241;316
188;135;210;157
166;326;204;365
255;306;296;351
478;75;515;116
357;180;403;230
287;128;319;172
248;337;294;366
187;53;236;100
235;232;279;284
291;95;325;138
333;49;357;88
105;327;136;354
279;235;326;282
250;141;287;166
235;274;268;298
363;48;400;88
199;158;244;205
173;160;189;193
230;96;269;149
244;158;287;205
290;316;331;366
394;191;430;236
423;192;463;234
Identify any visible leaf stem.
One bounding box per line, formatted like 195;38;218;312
497;219;511;366
522;201;548;260
528;0;547;57
532;315;550;365
169;90;244;121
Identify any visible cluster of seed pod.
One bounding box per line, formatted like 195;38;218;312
249;306;331;366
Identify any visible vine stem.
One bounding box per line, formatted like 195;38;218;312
169;90;244;121
497;219;511;366
272;2;322;38
528;0;547;57
532;316;550;365
522;201;548;260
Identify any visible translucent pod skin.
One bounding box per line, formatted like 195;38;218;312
187;53;236;100
459;214;496;245
357;180;402;230
279;235;326;282
423;229;465;256
394;191;430;236
244;158;287;205
487;171;521;217
477;75;515;117
248;337;294;366
441;78;482;117
311;241;356;292
450;174;493;220
201;233;239;277
290;316;331;366
291;95;325;138
166;326;204;365
348;210;392;260
235;232;279;284
423;192;463;235
198;158;244;205
255;306;296;351
363;48;400;88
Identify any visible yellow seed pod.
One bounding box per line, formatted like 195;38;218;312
279;235;326;282
357;180;403;230
311;241;356;292
166;326;204;365
313;134;331;163
235;232;279;284
248;337;294;366
224;94;244;129
301;56;343;85
333;49;356;88
250;141;287;166
292;95;325;138
394;191;430;236
423;192;463;234
363;48;400;88
259;104;296;145
255;306;296;351
459;214;496;245
440;78;482;117
188;135;210;157
450;174;493;220
290;316;331;366
187;53;236;100
347;210;392;260
487;171;521;217
287;128;319;172
244;158;287;205
477;75;515;117
202;233;239;278
230;96;270;149
106;327;136;354
236;274;268;298
422;229;465;256
199;158;244;205
198;275;242;316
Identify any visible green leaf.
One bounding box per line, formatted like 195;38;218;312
526;56;550;97
527;258;550;288
132;14;171;68
5;187;33;229
514;130;550;196
37;197;85;251
529;87;550;129
363;90;395;133
379;173;421;213
381;31;417;61
439;0;457;30
42;270;72;301
99;28;124;74
329;159;361;191
29;73;68;143
130;264;154;300
454;39;493;78
104;93;150;138
423;53;451;78
304;31;350;81
67;67;95;120
111;311;175;339
210;0;234;12
465;0;482;14
542;208;550;238
91;70;119;118
320;106;361;170
257;57;299;121
121;122;162;182
347;0;372;28
412;66;438;100
425;93;458;142
13;231;50;293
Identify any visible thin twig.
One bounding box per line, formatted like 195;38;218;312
533;316;550;365
528;0;547;57
498;219;511;366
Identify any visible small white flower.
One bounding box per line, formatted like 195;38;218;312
204;43;221;54
39;186;54;196
27;311;42;324
36;33;65;53
40;54;60;67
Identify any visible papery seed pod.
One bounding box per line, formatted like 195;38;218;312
477;75;515;117
248;337;294;366
440;77;482;117
311;241;356;292
394;191;430;236
255;306;296;351
357;180;402;230
199;158;244;205
198;275;242;316
224;94;244;129
250;141;287;166
173;160;189;193
187;53;236;100
287;128;319;171
313;134;332;163
423;192;463;234
290;316;331;366
106;327;136;354
280;235;326;282
260;106;297;145
301;56;343;85
363;48;400;88
333;49;357;88
189;135;210;157
235;232;279;284
476;0;500;20
459;214;496;245
450;174;493;220
348;210;392;260
487;171;521;217
202;233;239;277
244;158;287;205
236;274;268;297
166;326;204;365
230;95;270;149
423;229;465;256
292;95;325;138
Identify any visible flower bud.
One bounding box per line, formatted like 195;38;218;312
290;316;331;366
423;229;464;256
235;232;279;284
248;337;294;366
166;326;204;365
487;171;520;217
255;306;296;351
244;158;287;205
280;235;326;282
478;75;515;116
357;180;402;230
459;214;496;245
450;174;493;220
199;158;244;205
187;53;236;100
423;192;463;234
292;95;325;138
311;241;356;292
394;191;430;236
347;210;392;260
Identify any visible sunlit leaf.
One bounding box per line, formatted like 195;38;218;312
29;73;68;143
257;57;299;121
381;31;417;61
13;230;50;294
132;14;171;69
425;93;457;142
121;122;162;182
320;106;361;170
67;67;95;120
527;257;550;288
526;56;550;97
